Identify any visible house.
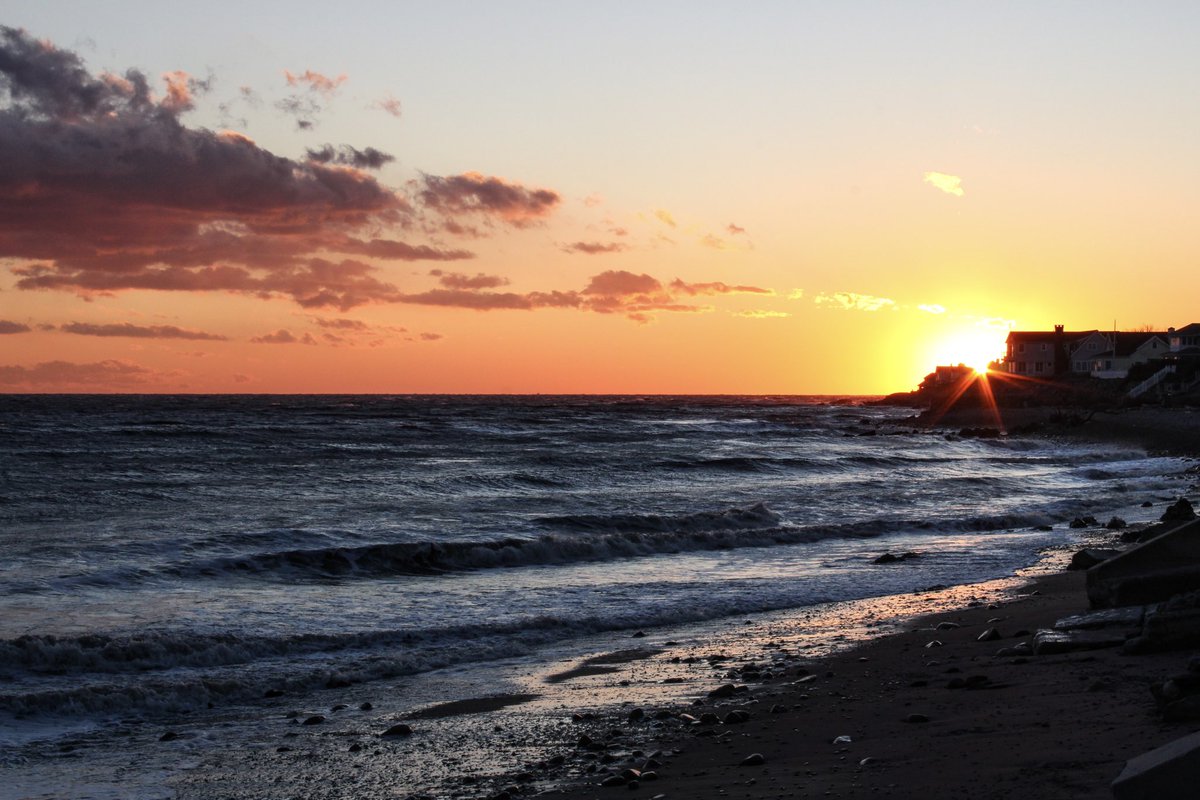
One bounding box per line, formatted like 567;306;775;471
1168;323;1200;353
920;364;974;391
1004;325;1097;376
1085;332;1170;379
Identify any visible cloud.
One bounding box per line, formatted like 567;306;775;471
429;269;509;290
561;241;627;255
0;359;155;387
669;279;772;297
59;321;228;340
419;332;443;341
727;223;746;235
372;94;401;118
305;144;395;170
814;291;896;312
918;303;946;314
232;373;251;383
313;317;370;331
0;320;31;333
583;270;662;296
419;172;560;227
654;209;677;228
923;171;964;197
284;69;346;96
251;329;317;344
0;28;506;311
699;234;727;250
734;310;789;319
787;289;805;300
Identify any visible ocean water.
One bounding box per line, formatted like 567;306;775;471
0;394;1189;798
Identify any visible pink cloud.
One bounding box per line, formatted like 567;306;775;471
59;321;227;340
0;359;157;387
251;329;318;345
562;241;627;255
420;172;560;227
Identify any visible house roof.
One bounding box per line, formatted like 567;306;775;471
1172;322;1200;336
1110;332;1169;356
1006;330;1096;343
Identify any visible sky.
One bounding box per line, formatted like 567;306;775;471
1;1;1198;394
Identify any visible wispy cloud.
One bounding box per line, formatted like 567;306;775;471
561;241;627;255
0;359;157;387
0;320;31;334
918;304;946;314
654;209;677;228
923;171;964;197
734;310;789;319
251;329;318;345
59;322;227;340
787;289;805;300
814;291;896;312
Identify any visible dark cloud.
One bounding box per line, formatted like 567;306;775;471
0;26;476;310
419;332;443;341
251;329;317;345
429;269;509;290
0;359;155;386
59;321;228;340
276;70;345;130
562;241;627;255
306;144;395;170
420;172;560;227
0;320;31;333
583;271;662;296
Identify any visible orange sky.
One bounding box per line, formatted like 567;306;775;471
2;5;1198;394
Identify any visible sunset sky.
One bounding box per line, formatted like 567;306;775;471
1;2;1198;393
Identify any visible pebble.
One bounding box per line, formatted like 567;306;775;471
381;723;413;737
740;753;766;766
904;713;930;723
359;702;373;711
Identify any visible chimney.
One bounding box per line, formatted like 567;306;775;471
1054;324;1064;334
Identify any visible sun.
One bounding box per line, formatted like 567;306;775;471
926;328;1006;377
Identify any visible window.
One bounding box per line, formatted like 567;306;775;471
1041;344;1049;352
1018;343;1026;354
1034;362;1044;373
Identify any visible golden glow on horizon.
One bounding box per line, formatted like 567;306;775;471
925;326;1007;379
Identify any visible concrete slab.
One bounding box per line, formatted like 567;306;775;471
1112;730;1200;799
1087;519;1200;608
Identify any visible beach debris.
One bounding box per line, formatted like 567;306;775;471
1112;729;1200;799
381;723;413;737
740;753;766;766
1162;498;1196;522
977;627;1002;642
1067;548;1121;570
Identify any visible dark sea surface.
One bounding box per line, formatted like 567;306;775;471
0;395;1187;798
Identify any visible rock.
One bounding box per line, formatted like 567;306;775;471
640;771;658;781
628;708;644;722
995;643;1032;657
600;775;627;787
1069;518;1090;529
935;621;960;630
1112;730;1200;799
699;713;720;726
740;753;766;766
1068;548;1122;570
158;731;179;742
724;710;751;724
331;704;348;712
349;742;362;752
977;628;1002;642
326;676;352;689
1162;498;1197;522
620;769;642;782
263;688;284;698
1034;524;1054;532
904;713;930;723
359;702;373;711
381;723;412;737
1107;517;1128;530
632;631;647;638
707;683;737;698
832;735;852;744
769;704;788;714
924;640;943;648
1143;501;1154;508
302;715;326;725
874;551;920;564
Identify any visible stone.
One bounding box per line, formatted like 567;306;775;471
740;753;766;766
359;702;373;711
977;628;1002;642
935;621;960;630
349;742;362;752
1069;518;1090;529
1068;548;1121;570
724;710;751;724
707;683;737;698
698;712;720;726
833;735;852;744
158;731;178;742
904;714;930;723
263;688;284;698
302;715;325;725
1112;730;1200;799
381;723;413;737
1107;517;1128;530
1143;501;1154;508
628;708;644;722
1162;498;1197;522
1032;629;1127;655
600;775;627;787
331;704;348;712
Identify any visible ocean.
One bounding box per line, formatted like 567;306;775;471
0;395;1188;799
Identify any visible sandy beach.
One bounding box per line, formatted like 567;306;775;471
540;409;1200;800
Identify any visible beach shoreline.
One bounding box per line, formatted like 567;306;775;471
539;406;1200;800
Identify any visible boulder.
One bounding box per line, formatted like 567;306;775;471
1068;548;1121;571
1162;498;1197;522
1107;517;1128;530
1112;730;1200;799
